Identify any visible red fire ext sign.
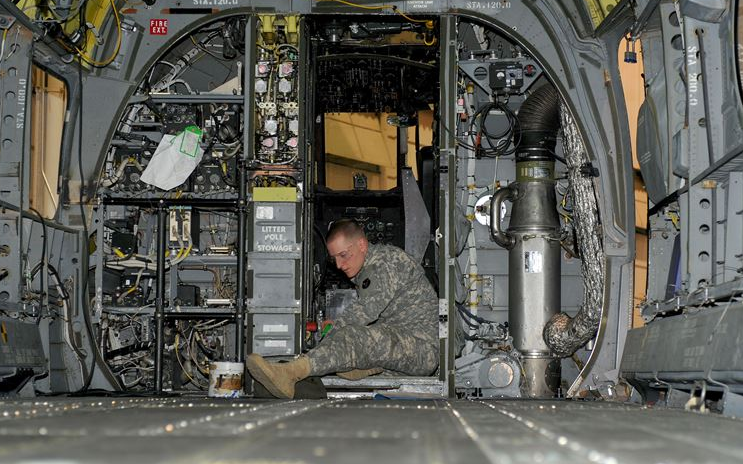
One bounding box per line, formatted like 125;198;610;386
150;19;168;35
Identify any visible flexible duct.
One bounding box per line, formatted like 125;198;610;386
542;105;605;357
517;84;561;159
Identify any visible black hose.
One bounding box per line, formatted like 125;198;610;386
76;26;99;392
516;84;562;163
313;223;329;292
455;303;502;327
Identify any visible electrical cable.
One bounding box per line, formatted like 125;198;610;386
75;7;97;390
313;223;330;292
73;0;122;68
547;148;567;165
456;302;499;325
28;261;90;391
457;309;479;330
49;263;90;383
470;99;521;158
28;207;47;324
189;33;234;65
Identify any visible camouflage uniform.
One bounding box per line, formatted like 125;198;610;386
307;243;439;376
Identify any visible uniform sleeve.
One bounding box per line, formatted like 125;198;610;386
333;259;399;329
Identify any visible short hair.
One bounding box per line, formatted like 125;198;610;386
327;219;365;243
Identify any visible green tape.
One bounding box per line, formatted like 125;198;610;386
179;125;202;158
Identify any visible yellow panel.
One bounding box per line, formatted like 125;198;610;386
619;37;648;327
324;110;434;188
634;175;648;229
252;187;297;202
584;0;621;28
633;234;649;328
326;164;382;190
30;67;66;218
350;113;384;130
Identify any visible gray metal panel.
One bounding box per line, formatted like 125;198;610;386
686;185;714;289
251;313;296;356
247;257;300;309
636;100;668;203
250;202;300;252
724;173;743;281
635;2;686;201
645;211;680;304
0;17;32;308
0;317;46;370
643;277;743;319
622;300;743;389
401;167;430;264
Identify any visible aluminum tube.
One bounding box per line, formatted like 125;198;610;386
507;179;561;398
490;184;517;249
508;232;561;355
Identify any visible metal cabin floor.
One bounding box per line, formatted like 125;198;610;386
0;397;741;463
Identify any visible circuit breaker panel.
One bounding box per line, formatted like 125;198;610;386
92;15;304;392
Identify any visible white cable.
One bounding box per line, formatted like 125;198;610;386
52;272;86;382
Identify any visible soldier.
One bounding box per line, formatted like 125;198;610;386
246;219;439;399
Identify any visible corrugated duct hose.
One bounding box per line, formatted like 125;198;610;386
517;84;561;154
541;100;605;358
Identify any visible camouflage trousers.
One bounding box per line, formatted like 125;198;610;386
306;324;439;376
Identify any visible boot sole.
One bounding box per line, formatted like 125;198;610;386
246;356;293;399
337;367;383;381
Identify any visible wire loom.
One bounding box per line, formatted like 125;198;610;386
543;105;605;358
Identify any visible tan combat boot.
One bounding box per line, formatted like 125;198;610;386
246;354;311;399
336;367;383;381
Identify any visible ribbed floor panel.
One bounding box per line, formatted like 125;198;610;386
0;397;741;463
